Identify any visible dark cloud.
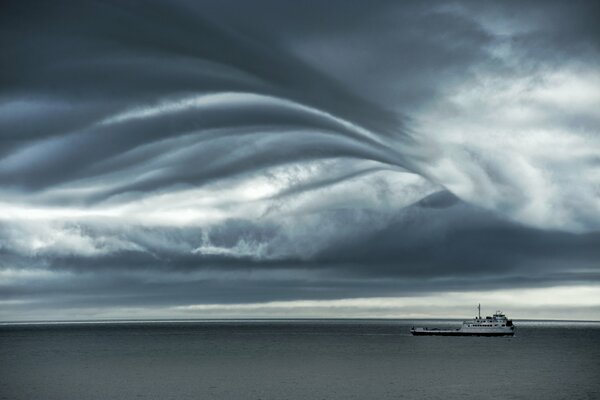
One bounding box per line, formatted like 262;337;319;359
1;0;599;320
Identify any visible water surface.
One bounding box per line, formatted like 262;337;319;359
1;319;598;399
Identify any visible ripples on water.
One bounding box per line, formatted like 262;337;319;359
1;320;599;400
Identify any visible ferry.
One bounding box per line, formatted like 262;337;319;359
410;304;515;336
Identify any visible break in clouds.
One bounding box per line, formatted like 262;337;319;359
1;0;600;320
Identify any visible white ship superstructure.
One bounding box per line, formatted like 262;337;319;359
411;304;515;336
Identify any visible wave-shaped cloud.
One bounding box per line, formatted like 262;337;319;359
1;0;599;319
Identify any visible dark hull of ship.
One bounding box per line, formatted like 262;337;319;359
411;330;514;337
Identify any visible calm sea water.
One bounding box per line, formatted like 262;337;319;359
1;319;599;400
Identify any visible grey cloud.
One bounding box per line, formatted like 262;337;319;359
1;0;599;320
2;193;599;312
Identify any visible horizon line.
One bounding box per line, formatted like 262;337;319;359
2;317;599;326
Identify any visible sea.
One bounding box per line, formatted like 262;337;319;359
1;319;599;400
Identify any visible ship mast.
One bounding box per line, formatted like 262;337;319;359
478;303;481;319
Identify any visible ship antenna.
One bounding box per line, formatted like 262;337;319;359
478;303;481;319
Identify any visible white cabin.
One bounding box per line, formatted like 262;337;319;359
460;306;514;334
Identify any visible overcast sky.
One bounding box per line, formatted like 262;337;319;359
1;0;599;321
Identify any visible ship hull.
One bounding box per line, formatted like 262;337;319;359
411;330;514;337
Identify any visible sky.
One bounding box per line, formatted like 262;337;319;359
1;0;600;321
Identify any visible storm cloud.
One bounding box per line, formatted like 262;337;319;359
1;0;599;321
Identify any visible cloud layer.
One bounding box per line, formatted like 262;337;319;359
1;0;599;320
